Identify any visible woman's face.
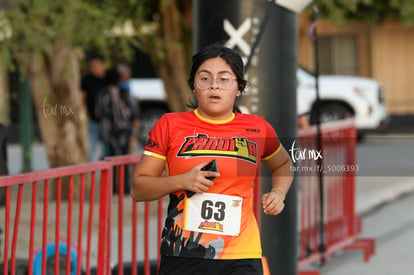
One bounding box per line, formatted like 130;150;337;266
193;57;240;120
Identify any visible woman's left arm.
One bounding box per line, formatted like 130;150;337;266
261;146;294;215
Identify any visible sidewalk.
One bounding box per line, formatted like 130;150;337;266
356;176;414;216
5;143;414;216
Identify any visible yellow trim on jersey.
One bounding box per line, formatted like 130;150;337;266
262;145;282;161
143;150;166;160
194;108;235;124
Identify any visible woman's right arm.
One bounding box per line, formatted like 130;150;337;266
131;154;219;202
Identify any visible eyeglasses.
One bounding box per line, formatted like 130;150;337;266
195;76;237;90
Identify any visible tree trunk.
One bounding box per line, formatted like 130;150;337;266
22;45;89;200
139;0;193;112
157;0;193;112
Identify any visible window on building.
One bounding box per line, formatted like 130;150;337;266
318;35;357;75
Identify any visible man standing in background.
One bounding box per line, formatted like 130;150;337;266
81;56;106;161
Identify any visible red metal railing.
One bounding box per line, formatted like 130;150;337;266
297;119;375;274
104;154;165;275
0;161;113;275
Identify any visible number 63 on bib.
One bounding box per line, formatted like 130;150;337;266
184;193;243;236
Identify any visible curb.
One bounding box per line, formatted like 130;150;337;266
356;178;414;216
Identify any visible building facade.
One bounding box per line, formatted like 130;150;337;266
298;13;414;118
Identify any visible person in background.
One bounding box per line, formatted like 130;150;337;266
117;63;132;94
81;56;106;161
95;67;139;193
117;63;141;153
132;44;294;275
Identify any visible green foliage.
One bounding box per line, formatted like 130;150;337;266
311;0;414;26
0;0;191;72
0;0;149;69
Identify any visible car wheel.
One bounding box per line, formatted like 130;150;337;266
357;133;366;143
311;103;353;124
138;108;168;146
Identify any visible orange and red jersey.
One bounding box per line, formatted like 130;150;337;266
143;109;281;260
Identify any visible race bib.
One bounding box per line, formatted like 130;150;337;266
184;193;243;236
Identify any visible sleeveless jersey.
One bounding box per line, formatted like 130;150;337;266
143;109;281;260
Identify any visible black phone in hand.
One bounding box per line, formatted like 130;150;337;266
187;159;218;198
200;159;218;180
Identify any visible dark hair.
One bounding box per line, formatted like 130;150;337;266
85;49;104;62
104;67;120;86
86;52;104;63
187;44;247;113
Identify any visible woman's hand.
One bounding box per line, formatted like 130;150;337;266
261;190;285;215
182;162;220;194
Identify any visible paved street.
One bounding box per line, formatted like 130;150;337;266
320;192;414;275
354;134;414;215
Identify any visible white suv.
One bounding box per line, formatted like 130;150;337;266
297;68;389;134
130;69;389;143
129;79;170;144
